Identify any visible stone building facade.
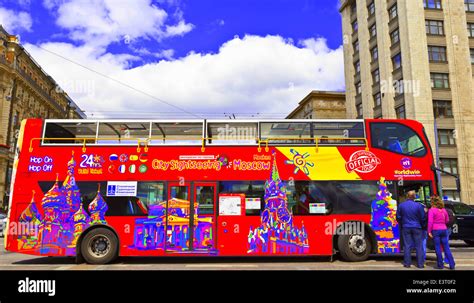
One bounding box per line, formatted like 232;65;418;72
0;25;85;209
287;91;346;119
340;0;474;202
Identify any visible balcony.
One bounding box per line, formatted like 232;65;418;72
17;67;66;115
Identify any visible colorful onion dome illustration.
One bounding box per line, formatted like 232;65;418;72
62;151;81;213
41;174;67;209
19;190;42;223
67;151;76;174
370;176;400;253
73;202;90;224
88;183;108;223
376;177;392;202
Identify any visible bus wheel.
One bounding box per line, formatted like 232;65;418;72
337;233;372;262
81;228;118;264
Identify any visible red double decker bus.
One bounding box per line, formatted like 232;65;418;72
4;118;437;264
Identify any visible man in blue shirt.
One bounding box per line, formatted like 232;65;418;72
396;190;426;268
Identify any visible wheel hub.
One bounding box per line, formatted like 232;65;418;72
348;234;367;254
88;235;111;258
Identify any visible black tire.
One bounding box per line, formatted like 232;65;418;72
337;232;372;262
80;228;118;264
464;240;474;246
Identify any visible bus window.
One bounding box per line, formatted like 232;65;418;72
137;182;166;209
150;122;203;145
169;185;189;200
287;181;332;215
195;185;215;215
43;121;97;144
332;181;383;214
370;122;427;157
219;181;264;215
313;122;365;145
97;122;150;144
206;122;258;145
260;122;312;144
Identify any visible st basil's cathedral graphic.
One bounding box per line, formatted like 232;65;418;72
17;152;108;256
247;152;309;254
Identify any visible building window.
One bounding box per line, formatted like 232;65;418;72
368;2;375;16
352;20;359;32
370;24;377;38
356;82;362;94
471;49;474;63
395;105;406;119
438;129;456;146
466;0;474;12
355;60;361;73
394;78;404;96
392;53;402;70
431;73;450;89
389;4;398;20
374;92;382;107
372;69;380;84
371;46;379;61
390;28;400;44
440;158;458;175
468;23;474;37
353;40;359;52
424;0;442;9
356;103;363;118
426;20;444;35
433;100;453;118
428;46;447;62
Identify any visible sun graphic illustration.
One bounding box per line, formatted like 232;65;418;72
285;149;314;175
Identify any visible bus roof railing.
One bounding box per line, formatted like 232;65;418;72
29;136;369;153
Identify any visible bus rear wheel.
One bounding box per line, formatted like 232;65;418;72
337;233;372;262
81;228;118;264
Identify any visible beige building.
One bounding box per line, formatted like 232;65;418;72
287;91;346;119
0;25;85;209
340;0;474;202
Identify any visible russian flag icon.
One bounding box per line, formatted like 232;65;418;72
109;154;118;161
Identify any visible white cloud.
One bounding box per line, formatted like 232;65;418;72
25;35;344;118
43;0;194;46
164;20;194;38
0;7;32;33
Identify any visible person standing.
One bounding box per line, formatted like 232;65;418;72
396;190;426;268
428;196;455;270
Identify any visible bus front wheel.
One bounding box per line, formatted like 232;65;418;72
81;228;118;264
337;233;372;262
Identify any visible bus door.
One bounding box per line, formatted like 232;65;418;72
396;181;432;205
192;183;217;252
165;182;216;253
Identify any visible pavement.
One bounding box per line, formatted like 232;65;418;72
1;238;474;270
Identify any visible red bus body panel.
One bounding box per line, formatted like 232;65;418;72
5;119;436;258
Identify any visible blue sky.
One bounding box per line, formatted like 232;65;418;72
0;0;345;118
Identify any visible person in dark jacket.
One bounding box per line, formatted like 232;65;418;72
396;190;426;268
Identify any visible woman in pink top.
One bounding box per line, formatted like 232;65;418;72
428;196;455;269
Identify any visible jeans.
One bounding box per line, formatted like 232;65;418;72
402;227;424;268
421;230;427;261
433;229;455;269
